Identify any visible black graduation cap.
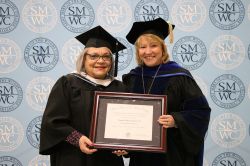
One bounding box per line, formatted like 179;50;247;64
126;17;175;44
75;25;126;76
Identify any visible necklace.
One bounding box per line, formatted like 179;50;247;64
141;64;162;94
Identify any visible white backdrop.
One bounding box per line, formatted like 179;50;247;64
0;0;250;165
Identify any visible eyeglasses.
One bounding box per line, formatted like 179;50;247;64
86;53;112;61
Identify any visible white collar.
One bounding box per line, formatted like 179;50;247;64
74;71;113;87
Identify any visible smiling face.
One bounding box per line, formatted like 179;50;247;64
84;47;112;79
136;34;166;67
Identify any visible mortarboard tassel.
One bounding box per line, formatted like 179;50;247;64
167;21;174;44
114;41;118;77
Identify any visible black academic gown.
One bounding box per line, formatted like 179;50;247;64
122;61;211;166
39;73;127;166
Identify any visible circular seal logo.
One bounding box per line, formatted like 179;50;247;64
210;74;245;109
171;0;206;32
0;156;23;166
0;0;20;34
24;37;59;72
211;113;246;148
212;152;246;166
29;155;49;166
62;38;84;71
116;37;133;71
0;77;23;112
22;0;57;33
60;0;95;33
97;0;132;33
209;0;245;30
26;116;42;149
0;117;24;151
172;36;207;70
0;37;22;74
26;76;55;112
134;0;169;21
209;35;245;70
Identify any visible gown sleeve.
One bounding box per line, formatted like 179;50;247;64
65;130;83;147
39;76;76;154
169;76;211;154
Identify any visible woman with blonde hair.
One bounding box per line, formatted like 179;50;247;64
123;18;211;166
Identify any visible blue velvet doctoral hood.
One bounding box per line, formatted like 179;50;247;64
126;61;193;79
122;61;211;165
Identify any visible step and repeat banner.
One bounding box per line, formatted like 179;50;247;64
0;0;250;165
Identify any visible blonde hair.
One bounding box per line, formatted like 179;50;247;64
75;47;115;77
134;34;170;66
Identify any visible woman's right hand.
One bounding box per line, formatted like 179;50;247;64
79;135;97;154
158;115;177;128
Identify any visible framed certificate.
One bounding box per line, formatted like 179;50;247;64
89;91;167;153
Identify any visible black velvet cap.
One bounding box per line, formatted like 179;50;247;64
75;25;126;54
126;17;175;44
75;25;126;77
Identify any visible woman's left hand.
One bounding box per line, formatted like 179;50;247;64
158;115;177;128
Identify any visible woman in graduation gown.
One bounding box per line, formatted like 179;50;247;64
39;26;127;166
122;18;211;166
